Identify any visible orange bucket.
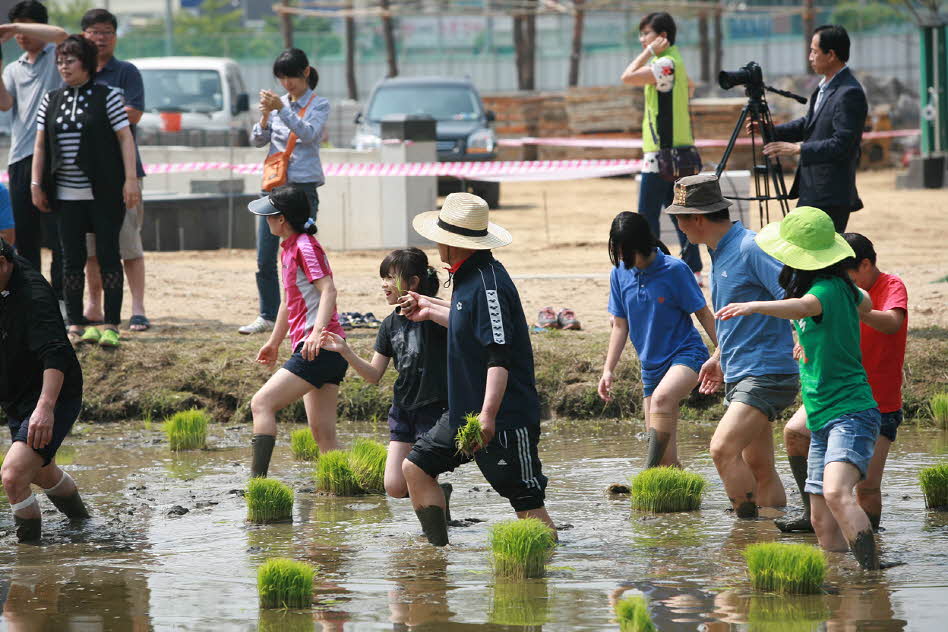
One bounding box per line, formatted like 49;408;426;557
159;111;182;132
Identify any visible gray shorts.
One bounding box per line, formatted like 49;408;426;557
86;179;144;260
724;373;800;421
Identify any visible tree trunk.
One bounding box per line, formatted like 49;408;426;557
513;1;537;91
698;12;710;83
568;0;585;87
380;0;398;77
279;0;293;49
345;15;358;100
524;6;536;90
713;5;723;79
803;0;815;74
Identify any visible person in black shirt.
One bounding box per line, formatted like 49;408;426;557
319;247;451;502
0;237;88;543
398;193;555;546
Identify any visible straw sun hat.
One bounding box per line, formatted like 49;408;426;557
755;206;855;270
412;192;512;250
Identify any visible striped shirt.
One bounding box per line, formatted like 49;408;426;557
280;232;345;349
37;85;129;196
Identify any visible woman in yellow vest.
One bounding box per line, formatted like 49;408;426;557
620;12;703;284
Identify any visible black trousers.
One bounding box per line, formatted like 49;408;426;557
58;198;124;326
8;155;63;297
814;204;852;233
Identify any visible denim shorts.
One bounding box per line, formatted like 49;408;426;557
388;401;446;443
724;373;800;421
879;409;903;442
642;345;709;398
805;407;881;496
282;345;348;389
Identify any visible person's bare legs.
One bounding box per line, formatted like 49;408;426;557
643;365;699;468
810;493;848;552
385;442;413;498
822;461;879;569
1;443;45;541
84;256;104;323
775;407;814;531
403;459;449;546
742;420;787;508
518;506;557;535
249;369;315;476
710;402;772;518
856;436;891;531
302;384;341;454
124;256;147;327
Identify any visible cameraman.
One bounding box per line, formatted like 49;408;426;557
762;25;867;232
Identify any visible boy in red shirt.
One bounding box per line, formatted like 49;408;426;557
777;232;907;532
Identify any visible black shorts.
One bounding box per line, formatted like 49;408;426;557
283;346;348;389
7;395;83;466
389;401;446;443
879;409;903;442
407;412;548;512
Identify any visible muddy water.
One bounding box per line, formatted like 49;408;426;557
1;420;947;631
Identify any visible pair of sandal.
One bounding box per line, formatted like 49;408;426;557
68;326;120;348
338;312;381;331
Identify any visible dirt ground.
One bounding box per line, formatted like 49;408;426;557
106;169;947;335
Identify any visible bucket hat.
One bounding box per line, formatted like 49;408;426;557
663;173;734;215
412;192;512;250
755;206;855;270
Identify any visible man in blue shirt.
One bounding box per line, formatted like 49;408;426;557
0;183;14;245
397;192;555;546
80;8;150;331
668;174;798;519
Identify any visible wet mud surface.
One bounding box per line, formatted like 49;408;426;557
2;421;947;630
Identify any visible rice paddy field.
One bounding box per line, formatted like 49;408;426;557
1;420;946;630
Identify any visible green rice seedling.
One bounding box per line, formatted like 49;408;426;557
257;610;316;632
743;542;827;594
455;412;483;456
747;594;830;632
629;466;706;513
257;557;315;609
488;580;550;626
489;518;556;579
919;462;948;509
931;392;948;428
614;595;656;632
349;438;387;494
163;408;209;451
314;450;364;496
246;478;294;523
289;428;319;461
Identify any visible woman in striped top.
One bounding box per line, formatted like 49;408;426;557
30;35;140;348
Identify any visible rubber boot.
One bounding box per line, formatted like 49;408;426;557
644;427;671;469
14;516;41;543
440;483;453;524
775;455;814;533
46;491;91;520
849;529;880;570
251;434;276;478
415;505;449;547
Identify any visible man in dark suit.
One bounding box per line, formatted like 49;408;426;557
764;25;868;232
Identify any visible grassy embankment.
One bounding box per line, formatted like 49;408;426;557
71;324;948;426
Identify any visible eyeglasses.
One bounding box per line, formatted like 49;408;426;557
56;57;80;67
84;29;116;38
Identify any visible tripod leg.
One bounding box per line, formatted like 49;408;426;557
716;106;751;178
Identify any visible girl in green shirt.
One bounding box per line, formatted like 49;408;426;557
715;206;882;570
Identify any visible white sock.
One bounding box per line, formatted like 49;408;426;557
43;471;73;497
10;493;38;515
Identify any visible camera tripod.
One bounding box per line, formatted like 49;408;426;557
714;81;807;227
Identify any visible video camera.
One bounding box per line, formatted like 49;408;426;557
0;237;13;262
718;61;764;91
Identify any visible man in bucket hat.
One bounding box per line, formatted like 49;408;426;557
398;192;555;546
667;174;798;519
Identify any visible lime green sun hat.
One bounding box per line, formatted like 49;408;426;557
755;206;855;270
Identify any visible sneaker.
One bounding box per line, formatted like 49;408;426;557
363;312;381;328
238;316;275;335
557;308;581;330
536;306;559;329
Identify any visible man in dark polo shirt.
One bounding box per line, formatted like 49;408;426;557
0;238;89;543
398;192;555;546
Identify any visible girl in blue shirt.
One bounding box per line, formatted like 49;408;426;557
599;212;717;468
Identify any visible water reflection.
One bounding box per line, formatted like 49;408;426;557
488;579;550;629
387;547;454;628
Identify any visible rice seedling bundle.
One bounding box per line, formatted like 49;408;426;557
257;557;315;609
314;450;365;496
488;581;550;626
629;467;706;513
743;542;826;594
349;438;387;494
163;408;209;451
614;595;656;632
931;392;948;428
455;412;483;456
246;477;294;523
488;518;556;579
289;428;319;461
919;462;948;509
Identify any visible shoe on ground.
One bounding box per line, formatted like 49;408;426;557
99;328;120;348
536;306;559;329
238;316;275;335
80;326;102;345
557;308;581;330
363;312;381;328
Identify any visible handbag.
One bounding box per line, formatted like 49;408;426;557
648;90;702;183
261;92;316;191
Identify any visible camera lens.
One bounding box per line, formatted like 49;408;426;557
718;68;749;90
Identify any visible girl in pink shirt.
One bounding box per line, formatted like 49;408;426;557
246;185;348;477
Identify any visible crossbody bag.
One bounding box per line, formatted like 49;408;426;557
261;92;316;191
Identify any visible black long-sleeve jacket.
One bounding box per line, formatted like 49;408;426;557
0;254;82;420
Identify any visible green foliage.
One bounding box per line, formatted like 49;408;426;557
349;439;387;494
48;0;94;30
489;518;556;579
931;392;948;427
630;467;706;513
919;462;948;509
290;428;319;461
247;478;294;523
455;413;483;457
314;450;364;496
615;595;656;632
257;557;315;609
163;408;209;451
743;543;827;595
488;581;550;626
830;2;909;32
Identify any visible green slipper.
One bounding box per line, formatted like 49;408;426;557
80;327;102;344
99;328;120;348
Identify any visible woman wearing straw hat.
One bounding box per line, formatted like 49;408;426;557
397;192;555;546
715;206;882;570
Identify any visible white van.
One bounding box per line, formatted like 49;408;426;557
129;56;252;145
